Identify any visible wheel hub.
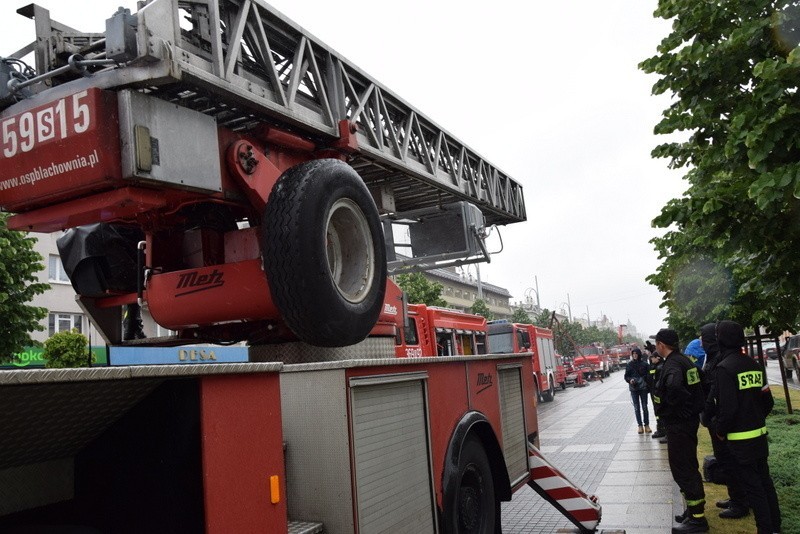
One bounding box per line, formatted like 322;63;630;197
325;198;374;303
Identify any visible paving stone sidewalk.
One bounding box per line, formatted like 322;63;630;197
502;373;682;533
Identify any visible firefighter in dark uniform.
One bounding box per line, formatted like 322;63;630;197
652;329;707;533
699;322;749;518
644;342;666;440
712;320;781;534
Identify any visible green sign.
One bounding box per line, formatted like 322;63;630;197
2;346;108;368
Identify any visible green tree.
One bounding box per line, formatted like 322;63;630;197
552;319;584;356
641;1;800;334
43;329;92;368
531;308;554;328
395;273;447;307
0;213;48;362
470;299;495;321
511;306;531;324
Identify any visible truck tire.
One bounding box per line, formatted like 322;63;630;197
262;159;387;347
444;435;496;534
541;377;555;402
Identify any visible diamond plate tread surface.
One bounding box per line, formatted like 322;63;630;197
287;520;324;534
0;362;283;385
0;378;163;469
249;337;396;364
275;352;527;372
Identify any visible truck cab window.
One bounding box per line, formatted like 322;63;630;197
404;318;419;346
518;330;531;350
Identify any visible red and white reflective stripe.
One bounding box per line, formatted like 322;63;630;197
527;442;602;531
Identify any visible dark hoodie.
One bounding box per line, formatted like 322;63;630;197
713;320;774;461
624;348;648;391
700;322;720;377
700;322;720;423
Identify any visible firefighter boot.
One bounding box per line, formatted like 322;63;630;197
652;418;665;438
123;303;146;341
671;517;708;533
719;505;749;519
675;492;688;523
673;499;707;533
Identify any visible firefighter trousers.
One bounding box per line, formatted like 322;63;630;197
708;427;748;507
735;455;781;534
665;419;705;517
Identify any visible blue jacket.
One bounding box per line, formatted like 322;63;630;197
684;338;706;369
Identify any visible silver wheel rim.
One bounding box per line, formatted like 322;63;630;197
325;198;374;304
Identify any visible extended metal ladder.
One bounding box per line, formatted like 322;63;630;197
6;0;526;227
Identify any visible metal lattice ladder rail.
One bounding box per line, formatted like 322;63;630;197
11;0;526;226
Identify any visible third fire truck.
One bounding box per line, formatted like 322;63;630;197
487;321;566;401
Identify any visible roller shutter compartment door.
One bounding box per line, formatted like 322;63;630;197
499;366;528;485
350;377;434;534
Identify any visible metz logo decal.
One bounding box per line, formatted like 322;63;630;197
477;373;493;394
176;269;224;297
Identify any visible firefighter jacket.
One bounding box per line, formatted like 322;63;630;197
646;355;663;392
652;350;704;423
699;323;721;425
713;349;774;462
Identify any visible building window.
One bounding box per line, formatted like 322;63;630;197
48;254;70;283
49;313;83;336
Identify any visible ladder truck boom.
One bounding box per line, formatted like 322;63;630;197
1;0;526;225
0;0;527;349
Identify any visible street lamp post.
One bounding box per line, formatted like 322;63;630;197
524;287;540;310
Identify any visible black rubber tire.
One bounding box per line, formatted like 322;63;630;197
541;377;555;402
445;435;496;534
787;367;793;380
262;159;387;347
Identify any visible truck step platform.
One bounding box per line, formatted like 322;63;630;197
527;442;602;533
288;520;324;534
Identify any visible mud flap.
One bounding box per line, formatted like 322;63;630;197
527;441;602;533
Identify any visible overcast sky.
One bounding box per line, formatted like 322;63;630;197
1;0;688;339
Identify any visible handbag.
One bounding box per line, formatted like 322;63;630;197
629;376;646;392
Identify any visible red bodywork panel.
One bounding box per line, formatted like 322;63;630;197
199;372;287;533
0;89;122;213
8;187;168;232
147;259;278;329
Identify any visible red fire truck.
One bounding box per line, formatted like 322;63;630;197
393;301;488;357
574;344;612;380
0;1;601;532
487;321;566;402
608;344;633;369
